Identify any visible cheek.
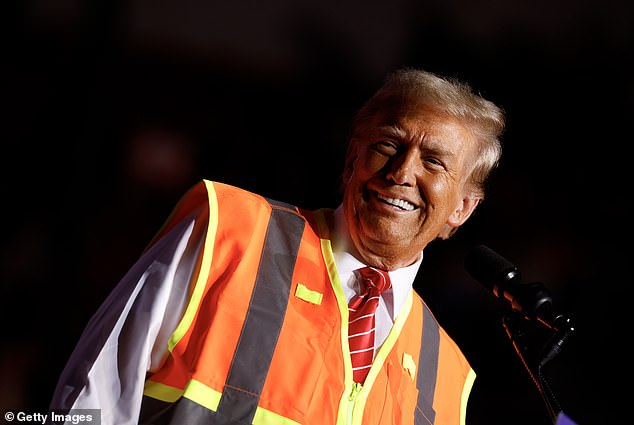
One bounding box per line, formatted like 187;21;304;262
353;144;387;173
348;155;383;187
424;178;460;211
365;152;389;172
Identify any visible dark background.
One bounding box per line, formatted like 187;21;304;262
3;1;632;424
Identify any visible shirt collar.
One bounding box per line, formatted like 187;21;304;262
331;204;424;291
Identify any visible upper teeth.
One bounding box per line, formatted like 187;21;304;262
378;195;415;211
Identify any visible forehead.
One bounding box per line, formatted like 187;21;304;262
370;100;477;151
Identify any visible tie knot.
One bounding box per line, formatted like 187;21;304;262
357;266;392;293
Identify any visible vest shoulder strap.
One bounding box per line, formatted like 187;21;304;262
415;301;440;425
216;197;306;424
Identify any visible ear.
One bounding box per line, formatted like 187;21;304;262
438;195;481;239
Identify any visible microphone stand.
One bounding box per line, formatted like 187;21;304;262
502;311;575;424
463;245;577;424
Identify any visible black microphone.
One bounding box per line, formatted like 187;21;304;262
464;244;565;331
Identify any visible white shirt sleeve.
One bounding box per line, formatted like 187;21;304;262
49;212;206;425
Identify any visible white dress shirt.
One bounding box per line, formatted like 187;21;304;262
331;205;423;351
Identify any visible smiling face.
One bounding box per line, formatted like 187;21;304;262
342;98;482;270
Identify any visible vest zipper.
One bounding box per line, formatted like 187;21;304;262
346;382;363;424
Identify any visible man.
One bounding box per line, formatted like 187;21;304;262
50;68;505;425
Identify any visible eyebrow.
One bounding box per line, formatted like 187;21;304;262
378;124;406;140
377;124;458;159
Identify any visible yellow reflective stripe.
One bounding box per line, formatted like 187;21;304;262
351;291;414;425
144;379;222;409
460;368;477;425
144;380;183;403
295;283;323;305
313;210;351;425
183;379;222;411
146;378;301;425
253;406;303;425
168;180;219;352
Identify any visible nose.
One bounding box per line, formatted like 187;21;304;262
385;150;419;186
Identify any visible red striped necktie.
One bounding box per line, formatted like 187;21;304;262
348;266;392;384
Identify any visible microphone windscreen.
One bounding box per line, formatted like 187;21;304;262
464;245;519;291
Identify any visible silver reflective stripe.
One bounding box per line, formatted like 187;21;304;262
216;199;305;424
415;302;439;425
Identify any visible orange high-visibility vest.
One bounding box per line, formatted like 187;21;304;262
140;180;475;425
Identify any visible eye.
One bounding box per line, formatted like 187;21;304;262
372;140;398;156
423;155;446;170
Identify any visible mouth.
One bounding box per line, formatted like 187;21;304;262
375;192;417;211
